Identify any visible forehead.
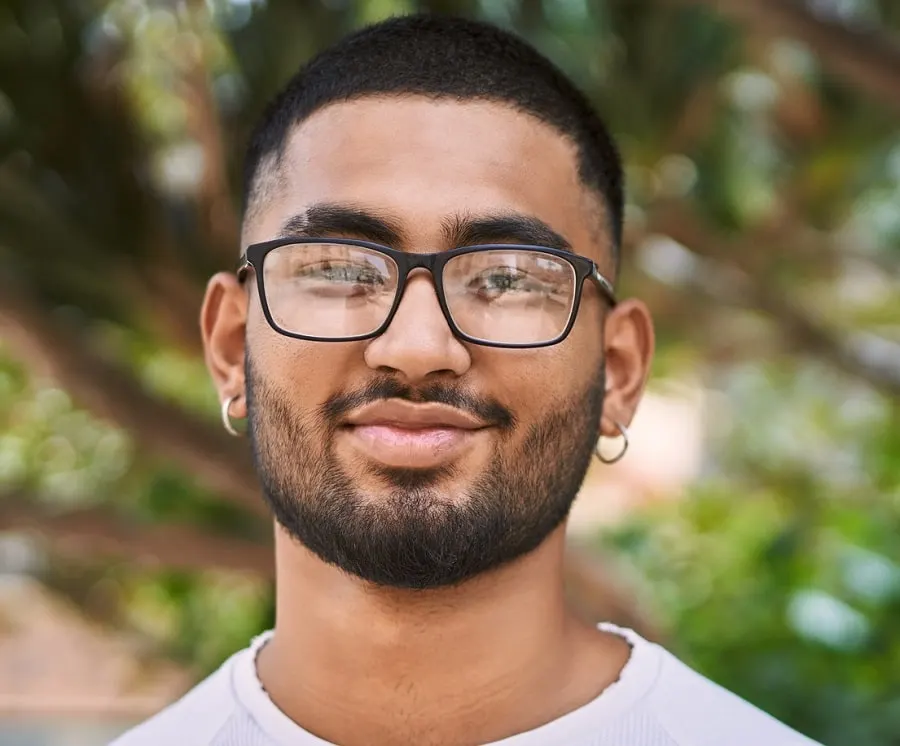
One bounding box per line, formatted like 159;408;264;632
247;97;607;256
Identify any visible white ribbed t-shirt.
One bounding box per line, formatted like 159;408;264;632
111;625;822;745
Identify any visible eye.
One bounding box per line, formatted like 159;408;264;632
329;264;378;283
296;261;384;285
470;268;541;296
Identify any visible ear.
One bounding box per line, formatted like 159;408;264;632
600;298;654;436
200;272;249;418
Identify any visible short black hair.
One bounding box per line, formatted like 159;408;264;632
242;14;624;255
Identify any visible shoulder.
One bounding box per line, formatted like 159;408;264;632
642;640;822;746
109;650;243;746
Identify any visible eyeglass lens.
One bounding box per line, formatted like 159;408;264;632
261;242;578;344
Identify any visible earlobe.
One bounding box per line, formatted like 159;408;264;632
200;272;248;413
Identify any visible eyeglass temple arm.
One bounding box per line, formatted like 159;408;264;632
237;255;251;283
591;266;618;306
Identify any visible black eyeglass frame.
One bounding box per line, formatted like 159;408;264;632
237;237;617;349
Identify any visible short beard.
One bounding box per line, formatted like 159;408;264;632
245;358;604;590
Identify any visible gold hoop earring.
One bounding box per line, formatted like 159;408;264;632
595;420;629;464
221;394;243;437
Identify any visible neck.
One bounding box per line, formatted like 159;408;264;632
256;524;630;746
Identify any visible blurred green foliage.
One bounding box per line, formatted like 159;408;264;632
601;366;900;745
0;1;898;744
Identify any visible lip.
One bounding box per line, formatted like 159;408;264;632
342;400;489;469
343;400;488;430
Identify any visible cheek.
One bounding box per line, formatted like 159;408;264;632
248;318;363;408
485;344;599;421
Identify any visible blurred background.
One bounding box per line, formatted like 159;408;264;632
0;0;898;744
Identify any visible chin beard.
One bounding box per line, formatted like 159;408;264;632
245;359;604;590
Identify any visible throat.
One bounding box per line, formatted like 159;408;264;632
256;525;630;745
254;613;630;746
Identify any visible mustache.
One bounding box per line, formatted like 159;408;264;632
321;377;516;430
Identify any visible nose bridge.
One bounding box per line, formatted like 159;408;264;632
364;261;470;380
389;269;450;341
400;250;441;277
391;251;446;327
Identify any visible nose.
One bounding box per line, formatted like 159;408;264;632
363;272;471;383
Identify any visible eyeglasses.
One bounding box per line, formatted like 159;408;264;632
237;238;617;349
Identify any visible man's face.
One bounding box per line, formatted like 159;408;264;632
203;97;652;589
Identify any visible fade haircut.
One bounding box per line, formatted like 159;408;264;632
242;14;624;257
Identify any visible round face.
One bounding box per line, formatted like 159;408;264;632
203;97;653;589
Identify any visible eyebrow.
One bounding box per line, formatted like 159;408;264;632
277;203;573;252
278;204;406;247
442;213;572;252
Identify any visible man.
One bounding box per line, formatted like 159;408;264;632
114;14;821;746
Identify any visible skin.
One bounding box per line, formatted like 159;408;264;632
201;97;654;745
